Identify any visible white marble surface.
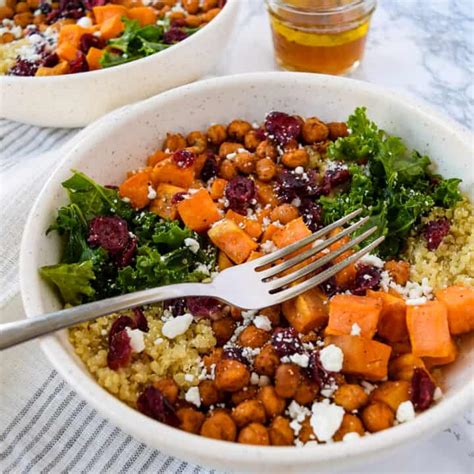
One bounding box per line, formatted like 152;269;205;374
1;0;473;472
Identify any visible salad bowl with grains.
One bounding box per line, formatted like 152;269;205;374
19;73;474;472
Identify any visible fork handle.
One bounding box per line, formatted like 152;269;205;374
0;282;216;351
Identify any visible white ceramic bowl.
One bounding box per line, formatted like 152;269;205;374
0;0;239;128
20;73;474;473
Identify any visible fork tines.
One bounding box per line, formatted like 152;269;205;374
251;208;385;303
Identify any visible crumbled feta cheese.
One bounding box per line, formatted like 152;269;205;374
147;185;157;200
310;400;345;442
359;253;385;268
281;353;309;368
184;374;195;382
124;327;145;353
250;372;270;387
154;337;164;345
254;315;272;331
342;432;361;442
396;400;416;423
406;297;428;306
185;386;201;407
287;401;311;436
319;344;344;372
76;16;93;28
294;166;304;175
194;262;211;276
162;313;193;339
101;329;107;336
433;387;443;401
184;237;200;254
350;323;361;336
291;197;301;207
260;240;277;254
361;381;376;394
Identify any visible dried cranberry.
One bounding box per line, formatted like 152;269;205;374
307;351;331;388
57;0;85;19
299;198;322;231
255;127;267;141
225;176;256;215
88;216;130;254
271;327;304;357
163;27;188;44
218;0;226;7
319;276;339;297
107;330;132;370
133;307;149;332
166;298;187;317
352;265;381;295
199;156;218;181
79;33;105;54
113;236;137;268
69;51;89;74
40;1;52;14
173;149;196;168
423;217;450;251
322;164;351;194
43;52;59;68
83;0;106;9
108;315;135;344
136;386;179;426
411;368;435;411
8;59;39;77
171;192;187;204
275;169;322;203
187;297;223;319
223;346;248;365
265;111;302;145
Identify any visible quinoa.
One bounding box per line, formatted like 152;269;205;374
405;198;474;289
69;306;216;405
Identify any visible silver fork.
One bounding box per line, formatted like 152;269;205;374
0;209;384;350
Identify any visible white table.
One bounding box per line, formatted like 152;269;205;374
1;1;473;472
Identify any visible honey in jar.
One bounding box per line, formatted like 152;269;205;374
266;0;376;75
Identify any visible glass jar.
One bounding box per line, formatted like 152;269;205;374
266;0;377;75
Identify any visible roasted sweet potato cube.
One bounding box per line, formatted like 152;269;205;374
424;337;458;367
435;285;474;335
151;158;195;188
261;224;279;243
367;290;408;342
384;260;410;286
370;381;410;411
218;251;234;271
272;217;311;249
406;301;451;358
325;335;392;381
226;210;262;240
119;171;151;209
282;288;329;334
326;294;382;339
149;183;184;220
177;189;221;232
210;178;228;200
255;180;279;207
208;219;258;264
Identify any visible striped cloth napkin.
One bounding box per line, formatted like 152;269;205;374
1;117;473;473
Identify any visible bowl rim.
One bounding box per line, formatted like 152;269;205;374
19;72;474;467
0;0;239;83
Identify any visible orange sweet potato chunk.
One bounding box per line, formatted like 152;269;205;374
119;171;151;209
208;219;258;264
326;294;382;339
149;183;184;220
210;178;228;200
217;251;234;271
435;285;474;335
128;6;157;26
100;15;125;40
406;301;451;358
147;150;169;167
367;290;408;342
282;288;329;334
177;189;221;232
424;337;458;367
272;217;311;249
86;47;104;70
58;24;92;48
93;4;128;24
225;210;262;240
325;335;392;381
151;158;195;188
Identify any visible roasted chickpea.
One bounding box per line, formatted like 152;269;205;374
256;158;277;182
238;325;270;349
6;0;17;9
231;385;259;405
177;407;205;434
202;0;218;10
294;376;319;405
0;6;14;19
238;423;270;445
333;414;365;441
15;2;29;13
229;306;243;322
163;132;186;151
182;0;199;14
198;380;221;407
302;118;329;144
200;7;220;22
212;317;236;346
361;402;395;433
269;416;294;446
232;399;267;427
200;411;237;441
0;31;15;43
153;378;179;404
256;139;278;160
186;131;207;153
370;380;410;412
327;122;349;140
26;0;39;7
218;159;237;180
299;416;315;443
215;359;250;392
184;14;202;27
13;11;33;27
219;141;242;158
270;204;299;225
257;385;286;418
281;149;309;168
254;344;280;377
207;124;227;146
333;384;369;412
259;305;281;327
389;353;426;381
244;130;262;151
275;364;301;398
203;347;224;369
235;152;257;174
227;120;252;143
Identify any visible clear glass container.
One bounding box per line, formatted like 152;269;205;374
266;0;377;75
